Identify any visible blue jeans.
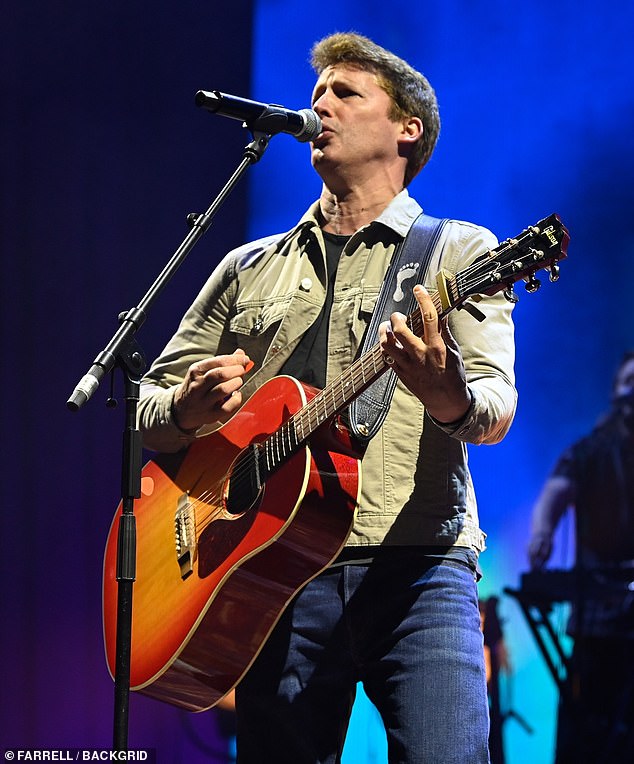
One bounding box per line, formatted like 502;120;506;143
235;549;490;763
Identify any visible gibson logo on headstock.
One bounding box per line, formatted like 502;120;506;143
542;225;560;247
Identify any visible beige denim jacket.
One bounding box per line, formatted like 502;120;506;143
138;190;517;552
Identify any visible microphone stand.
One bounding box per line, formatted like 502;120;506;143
67;126;273;750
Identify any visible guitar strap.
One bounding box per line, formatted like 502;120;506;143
348;212;448;444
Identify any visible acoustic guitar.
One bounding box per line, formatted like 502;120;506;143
103;214;569;711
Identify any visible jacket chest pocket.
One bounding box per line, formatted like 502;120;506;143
351;285;380;345
229;300;289;365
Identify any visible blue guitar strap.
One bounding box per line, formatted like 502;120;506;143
348;212;448;444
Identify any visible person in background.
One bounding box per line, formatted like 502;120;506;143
528;351;634;763
140;32;517;763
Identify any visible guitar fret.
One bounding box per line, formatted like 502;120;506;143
306;406;315;432
316;394;325;425
309;404;319;432
285;421;296;453
329;386;337;419
280;424;288;457
280;428;288;459
293;415;304;443
321;393;330;422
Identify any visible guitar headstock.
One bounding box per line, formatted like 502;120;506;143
441;213;570;310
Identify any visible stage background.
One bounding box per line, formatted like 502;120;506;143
2;2;633;762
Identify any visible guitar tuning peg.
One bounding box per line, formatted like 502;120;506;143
548;263;560;282
503;285;519;303
524;274;541;293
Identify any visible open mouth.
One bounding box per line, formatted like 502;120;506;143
312;128;333;148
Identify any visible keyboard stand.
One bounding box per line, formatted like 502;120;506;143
504;587;571;698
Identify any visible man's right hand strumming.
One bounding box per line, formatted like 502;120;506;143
172;349;252;433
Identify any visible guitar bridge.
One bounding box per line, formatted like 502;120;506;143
175;493;197;580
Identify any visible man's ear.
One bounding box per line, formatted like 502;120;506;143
398;116;423;145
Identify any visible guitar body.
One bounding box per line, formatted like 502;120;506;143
102;375;361;712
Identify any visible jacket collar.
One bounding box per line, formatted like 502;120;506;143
295;188;424;239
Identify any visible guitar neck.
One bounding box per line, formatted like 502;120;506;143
258;210;570;476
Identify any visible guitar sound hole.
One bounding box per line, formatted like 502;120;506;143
225;444;264;516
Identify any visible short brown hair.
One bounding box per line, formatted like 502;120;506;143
310;32;440;185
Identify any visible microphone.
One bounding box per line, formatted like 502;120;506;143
195;90;322;142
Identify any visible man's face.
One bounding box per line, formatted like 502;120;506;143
309;64;406;188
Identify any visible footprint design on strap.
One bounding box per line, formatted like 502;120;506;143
393;262;420;302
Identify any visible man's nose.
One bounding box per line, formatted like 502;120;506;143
313;92;333;116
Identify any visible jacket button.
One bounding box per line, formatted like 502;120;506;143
300;278;313;291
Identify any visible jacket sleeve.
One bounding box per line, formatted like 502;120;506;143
137;249;240;453
426;220;518;446
138;233;288;452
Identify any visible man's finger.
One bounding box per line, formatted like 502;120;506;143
413;285;440;342
190;352;251;380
